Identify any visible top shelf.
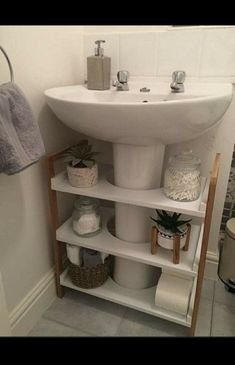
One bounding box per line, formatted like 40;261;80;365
51;164;208;218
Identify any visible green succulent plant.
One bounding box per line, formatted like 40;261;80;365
150;209;191;235
63;140;99;168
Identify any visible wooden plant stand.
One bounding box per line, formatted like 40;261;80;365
151;223;191;264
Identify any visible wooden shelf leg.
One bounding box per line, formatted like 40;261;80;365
151;226;158;255
189;153;221;336
183;223;191;252
173;235;180;264
46;156;65;298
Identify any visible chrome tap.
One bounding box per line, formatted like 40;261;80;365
113;70;129;91
170;71;186;93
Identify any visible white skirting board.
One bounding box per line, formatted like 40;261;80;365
205;251;219;280
9;268;56;336
0;271;11;336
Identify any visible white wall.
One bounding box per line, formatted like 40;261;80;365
83;25;235;255
0;26;85;313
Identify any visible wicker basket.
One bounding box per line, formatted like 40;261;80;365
68;256;110;289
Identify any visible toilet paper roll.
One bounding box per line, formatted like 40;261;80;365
155;273;193;316
66;244;81;265
100;252;109;264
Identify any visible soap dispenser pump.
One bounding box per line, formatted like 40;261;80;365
87;40;111;90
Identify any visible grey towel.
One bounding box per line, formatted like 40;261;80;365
0;82;45;175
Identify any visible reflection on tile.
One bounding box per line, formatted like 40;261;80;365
212;303;235;336
28;318;89;337
195;298;213;337
214;280;235;307
116;308;188;337
43;289;126;336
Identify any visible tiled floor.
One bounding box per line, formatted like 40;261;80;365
28;279;235;337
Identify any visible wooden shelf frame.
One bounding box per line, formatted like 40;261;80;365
46;147;221;337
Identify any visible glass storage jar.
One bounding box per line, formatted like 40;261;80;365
72;196;102;237
163;150;201;202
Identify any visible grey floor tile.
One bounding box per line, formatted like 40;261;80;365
214;280;235;307
194;298;213;337
116;308;188;337
43;288;126;336
28;318;89;337
211;303;235;336
201;279;215;301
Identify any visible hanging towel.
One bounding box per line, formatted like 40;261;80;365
0;82;45;175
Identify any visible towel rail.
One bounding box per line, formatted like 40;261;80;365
0;46;14;82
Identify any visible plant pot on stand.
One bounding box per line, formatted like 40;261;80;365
150;210;192;264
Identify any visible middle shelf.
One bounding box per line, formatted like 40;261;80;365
57;207;203;278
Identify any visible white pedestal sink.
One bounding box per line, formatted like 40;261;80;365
45;81;233;289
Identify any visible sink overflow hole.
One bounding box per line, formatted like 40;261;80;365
142;100;148;103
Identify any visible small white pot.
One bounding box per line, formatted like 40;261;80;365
157;225;188;250
67;163;98;188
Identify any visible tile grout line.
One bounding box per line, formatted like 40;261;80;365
41;314;95;337
114;306;128;336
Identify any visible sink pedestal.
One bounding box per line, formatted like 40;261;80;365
112;143;165;289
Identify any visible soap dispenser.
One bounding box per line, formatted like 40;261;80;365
87;40;111;90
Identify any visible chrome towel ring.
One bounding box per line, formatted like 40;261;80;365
0;45;14;82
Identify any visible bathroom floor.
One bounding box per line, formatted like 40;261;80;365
28;278;235;337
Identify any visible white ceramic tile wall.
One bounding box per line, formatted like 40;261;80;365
157;30;203;76
84;26;235;80
119;33;157;76
200;28;235;77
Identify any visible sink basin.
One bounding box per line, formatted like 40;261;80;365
44;81;233;145
45;80;233;290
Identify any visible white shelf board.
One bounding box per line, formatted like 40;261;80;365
60;268;191;327
51;164;207;218
57;207;202;277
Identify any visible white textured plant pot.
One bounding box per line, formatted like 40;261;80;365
67;163;98;188
157;226;188;250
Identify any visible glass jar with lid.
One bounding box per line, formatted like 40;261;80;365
163;150;201;202
72;196;102;237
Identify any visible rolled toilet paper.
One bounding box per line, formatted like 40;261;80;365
155;273;193;316
100;252;109;264
66;244;81;265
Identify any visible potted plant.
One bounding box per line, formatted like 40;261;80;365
150;209;192;250
63;140;99;188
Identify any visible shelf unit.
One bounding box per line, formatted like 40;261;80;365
46;148;220;336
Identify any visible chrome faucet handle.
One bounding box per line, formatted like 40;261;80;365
117;70;129;84
172;71;186;84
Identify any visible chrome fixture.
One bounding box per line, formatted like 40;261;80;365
113;70;129;91
170;71;185;93
0;45;14;82
140;87;150;92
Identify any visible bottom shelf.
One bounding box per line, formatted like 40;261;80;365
60;268;192;328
